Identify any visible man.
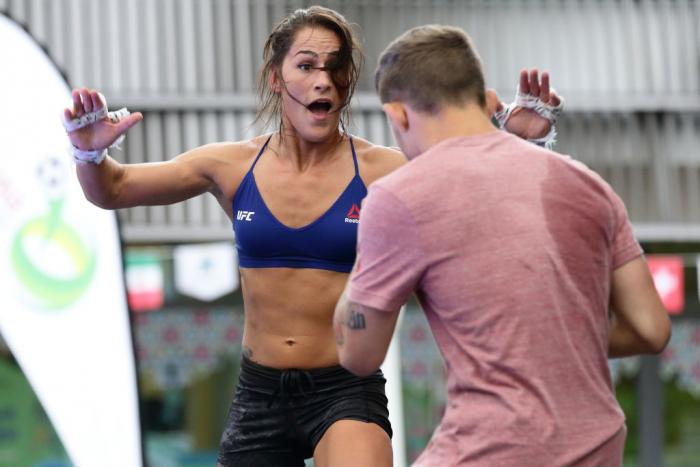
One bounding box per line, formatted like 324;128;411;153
333;25;671;466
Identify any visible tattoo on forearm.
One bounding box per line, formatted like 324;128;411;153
346;306;367;330
243;346;253;359
334;320;345;347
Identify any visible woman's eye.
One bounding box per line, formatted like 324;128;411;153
298;63;312;71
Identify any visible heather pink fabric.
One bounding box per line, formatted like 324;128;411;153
348;131;642;467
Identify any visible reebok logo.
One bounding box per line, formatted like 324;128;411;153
237;210;255;221
344;204;360;224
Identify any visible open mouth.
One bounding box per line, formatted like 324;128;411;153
307;99;333;115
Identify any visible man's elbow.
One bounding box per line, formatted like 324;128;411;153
339;352;382;377
646;316;672;354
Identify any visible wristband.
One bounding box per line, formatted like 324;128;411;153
63;93;131;165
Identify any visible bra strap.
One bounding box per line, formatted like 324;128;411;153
249;134;273;172
349;135;360;176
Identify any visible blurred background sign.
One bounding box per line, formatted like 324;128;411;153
173;242;239;302
127;250;165;312
647;255;685;315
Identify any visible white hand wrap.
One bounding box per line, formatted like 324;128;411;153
494;86;565;150
63;94;131;165
63;106;108;132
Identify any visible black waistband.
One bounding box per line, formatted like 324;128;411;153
238;356;383;397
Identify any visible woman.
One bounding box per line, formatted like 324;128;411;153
63;6;560;467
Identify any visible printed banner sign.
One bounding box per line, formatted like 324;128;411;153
0;15;142;467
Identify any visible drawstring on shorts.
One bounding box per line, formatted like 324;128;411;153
268;367;316;408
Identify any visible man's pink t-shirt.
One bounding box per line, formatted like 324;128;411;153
348;131;642;466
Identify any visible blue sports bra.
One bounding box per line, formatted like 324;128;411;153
232;135;367;273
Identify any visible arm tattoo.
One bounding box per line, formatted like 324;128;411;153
345;305;367;330
334;319;345;347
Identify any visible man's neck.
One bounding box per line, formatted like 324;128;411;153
411;103;499;155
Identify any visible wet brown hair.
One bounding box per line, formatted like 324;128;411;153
375;25;486;113
255;6;363;133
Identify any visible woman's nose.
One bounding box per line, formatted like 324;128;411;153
314;68;332;91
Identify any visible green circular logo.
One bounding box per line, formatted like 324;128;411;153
11;197;96;310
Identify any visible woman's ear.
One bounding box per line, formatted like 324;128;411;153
270;69;282;94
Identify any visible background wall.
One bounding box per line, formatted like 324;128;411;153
2;0;698;241
1;1;699;466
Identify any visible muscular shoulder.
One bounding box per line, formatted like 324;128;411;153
175;134;269;199
178;135;266;168
352;136;407;186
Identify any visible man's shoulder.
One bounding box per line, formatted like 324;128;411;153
545;150;616;198
369;160;423;198
368;142;472;213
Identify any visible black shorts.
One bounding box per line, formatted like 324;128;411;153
217;356;392;467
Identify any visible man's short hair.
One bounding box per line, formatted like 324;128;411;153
375;25;486;113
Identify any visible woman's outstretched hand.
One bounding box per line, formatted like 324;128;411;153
63;88;143;151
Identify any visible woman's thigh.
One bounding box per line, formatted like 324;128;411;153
313;419;392;467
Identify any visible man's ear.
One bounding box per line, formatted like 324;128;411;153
382;102;409;132
485;88;502;117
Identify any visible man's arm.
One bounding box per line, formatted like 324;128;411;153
608;256;671;358
334;289;400;377
334;186;425;375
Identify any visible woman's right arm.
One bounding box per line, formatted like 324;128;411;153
76;148;221;209
66;88;234;210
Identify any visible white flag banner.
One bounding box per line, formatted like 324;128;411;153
174;242;239;301
0;15;142;467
